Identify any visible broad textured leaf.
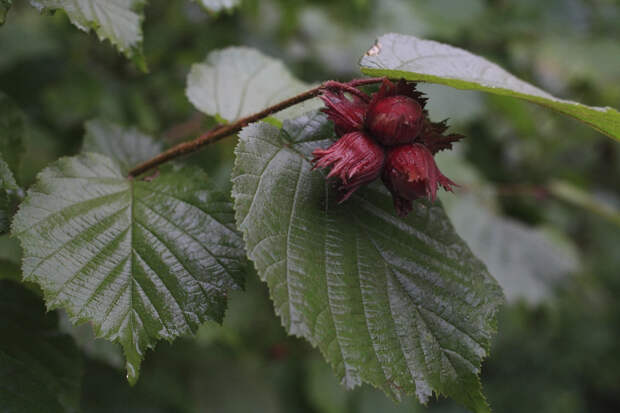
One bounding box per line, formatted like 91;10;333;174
360;33;620;142
0;280;82;413
82;119;163;173
0;0;11;25
232;112;504;413
12;153;247;384
29;0;146;67
187;47;321;124
192;0;239;14
0;91;27;175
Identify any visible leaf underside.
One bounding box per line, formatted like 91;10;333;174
12;153;247;384
360;33;620;142
186;46;321;124
82;118;164;174
232;111;504;413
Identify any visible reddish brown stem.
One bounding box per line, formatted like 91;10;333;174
128;77;384;177
322;81;372;102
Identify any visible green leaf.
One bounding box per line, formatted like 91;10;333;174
0;0;11;25
192;0;239;14
360;33;620;142
12;152;247;384
82;119;163;174
231;112;504;413
29;0;146;69
0;91;27;175
0;280;83;413
186;47;321;124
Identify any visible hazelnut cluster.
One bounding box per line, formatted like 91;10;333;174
312;78;463;217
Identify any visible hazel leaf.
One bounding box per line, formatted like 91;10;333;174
186;47;321;124
29;0;146;69
232;111;504;413
12;151;247;384
360;33;620;142
0;280;83;413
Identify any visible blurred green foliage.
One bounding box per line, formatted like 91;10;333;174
1;0;619;412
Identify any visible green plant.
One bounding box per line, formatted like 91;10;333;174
1;2;619;413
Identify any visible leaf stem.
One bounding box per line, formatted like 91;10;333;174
128;77;384;177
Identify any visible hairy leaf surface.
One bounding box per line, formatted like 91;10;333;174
360;33;620;142
12;152;246;384
0;280;82;413
187;47;321;124
232;112;504;412
29;0;146;67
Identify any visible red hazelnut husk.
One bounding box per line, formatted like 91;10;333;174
313;78;462;216
366;95;424;146
320;90;367;136
382;143;457;217
364;78;427;146
312;131;384;202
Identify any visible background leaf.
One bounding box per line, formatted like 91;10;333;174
0;0;11;24
232;111;504;413
12;151;247;384
0;280;83;413
434;150;579;304
186;47;321;124
29;0;146;68
0;91;27;176
82;119;164;173
359;33;620;142
192;0;239;14
0;155;19;233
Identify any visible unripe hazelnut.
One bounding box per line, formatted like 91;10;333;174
366;95;424;146
382;143;456;216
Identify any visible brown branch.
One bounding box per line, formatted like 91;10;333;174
128;77;384;178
